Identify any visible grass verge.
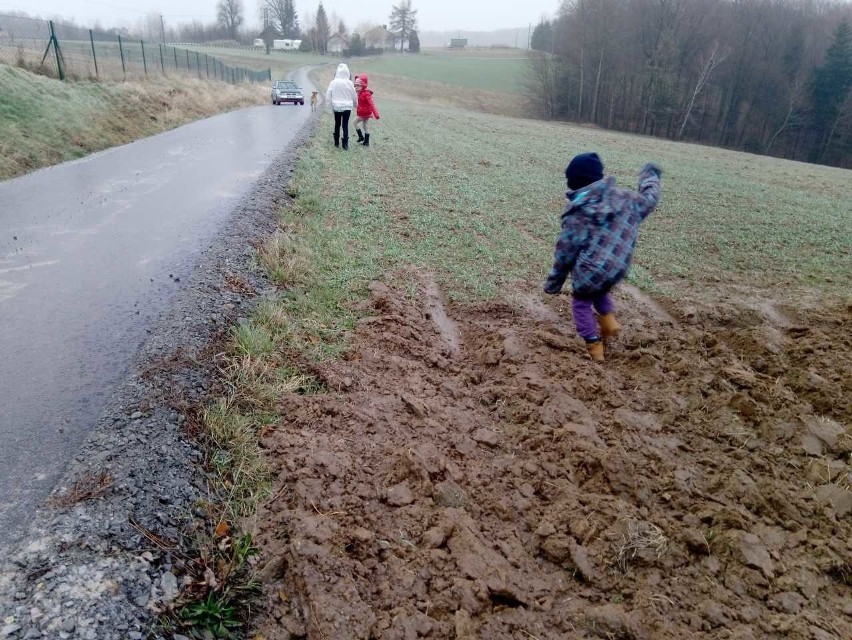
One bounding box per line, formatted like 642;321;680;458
0;63;267;180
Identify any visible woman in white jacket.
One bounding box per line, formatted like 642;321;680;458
325;63;358;150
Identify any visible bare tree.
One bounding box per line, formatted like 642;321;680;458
527;52;562;118
216;0;244;40
678;42;727;139
765;79;806;154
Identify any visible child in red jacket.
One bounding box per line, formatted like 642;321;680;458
353;75;380;147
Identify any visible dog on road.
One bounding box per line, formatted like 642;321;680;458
310;91;318;111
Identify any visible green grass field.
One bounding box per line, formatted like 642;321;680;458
353;49;528;94
245;98;850;366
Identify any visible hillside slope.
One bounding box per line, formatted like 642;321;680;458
0;64;266;180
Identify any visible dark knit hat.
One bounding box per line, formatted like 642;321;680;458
565;152;604;190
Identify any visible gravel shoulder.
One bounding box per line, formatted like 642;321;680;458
0;119;315;640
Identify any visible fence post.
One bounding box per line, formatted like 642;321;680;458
47;21;65;80
195;51;201;78
185;49;190;71
205;53;209;78
268;68;272;82
159;43;165;75
118;34;126;78
141;40;147;76
173;46;178;71
88;30;99;79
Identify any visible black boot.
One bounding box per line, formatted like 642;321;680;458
333;133;339;148
356;129;364;143
363;133;371;147
342;137;349;150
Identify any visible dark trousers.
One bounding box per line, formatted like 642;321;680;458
572;292;615;341
333;110;351;143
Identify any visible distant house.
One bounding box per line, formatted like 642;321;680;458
449;38;468;49
363;25;394;50
328;33;348;54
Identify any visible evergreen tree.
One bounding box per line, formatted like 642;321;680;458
389;0;418;52
348;32;364;56
530;19;553;52
316;2;331;54
409;30;420;53
810;21;852;159
282;0;300;38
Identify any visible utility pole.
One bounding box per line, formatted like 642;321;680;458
527;23;531;50
160;14;166;43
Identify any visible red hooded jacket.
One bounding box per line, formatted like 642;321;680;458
355;75;380;120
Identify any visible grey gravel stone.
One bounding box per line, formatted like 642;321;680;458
160;572;179;602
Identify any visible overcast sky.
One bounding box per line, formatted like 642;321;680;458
2;1;559;32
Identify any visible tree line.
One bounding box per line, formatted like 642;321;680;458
529;0;852;168
257;0;419;54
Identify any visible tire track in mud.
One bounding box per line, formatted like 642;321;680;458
253;279;851;640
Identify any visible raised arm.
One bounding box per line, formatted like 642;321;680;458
633;163;662;219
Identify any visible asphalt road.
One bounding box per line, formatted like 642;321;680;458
0;69;315;547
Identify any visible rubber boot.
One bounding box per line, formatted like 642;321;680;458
333;133;339;148
342;137;349;150
356;129;364;143
586;340;605;362
363;133;371;147
598;313;621;341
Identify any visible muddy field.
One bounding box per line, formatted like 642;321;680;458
253;277;851;639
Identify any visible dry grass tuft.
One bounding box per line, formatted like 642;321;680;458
616;520;668;572
256;230;313;288
224;272;256;297
49;471;113;507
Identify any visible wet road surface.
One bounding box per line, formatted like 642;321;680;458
0;69;314;547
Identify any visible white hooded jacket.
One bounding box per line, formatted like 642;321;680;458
326;63;358;112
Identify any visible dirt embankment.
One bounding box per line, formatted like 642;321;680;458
253;278;851;639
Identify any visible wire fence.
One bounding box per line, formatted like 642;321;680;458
0;14;271;84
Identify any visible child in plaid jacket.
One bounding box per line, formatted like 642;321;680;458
544;152;661;362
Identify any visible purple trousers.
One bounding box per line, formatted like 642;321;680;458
572;293;614;342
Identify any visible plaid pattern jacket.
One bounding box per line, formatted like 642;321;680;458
544;164;661;297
